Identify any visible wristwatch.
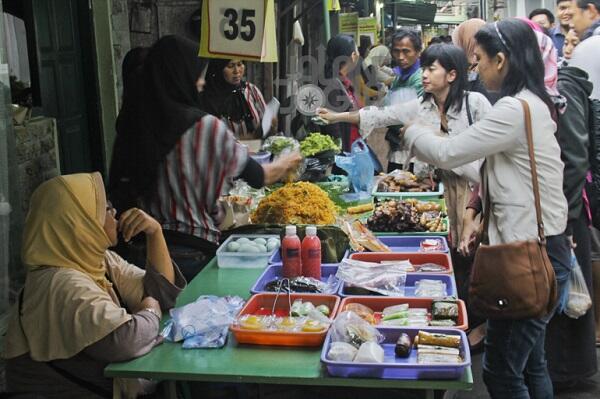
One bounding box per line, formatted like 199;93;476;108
143;307;161;319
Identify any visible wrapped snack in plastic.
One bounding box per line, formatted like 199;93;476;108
343;303;376;324
431;298;459;321
416;331;461;348
336;259;408;296
331;311;384;348
354;341;385;363
341;220;391;252
395;333;413;358
327;342;358;362
414;279;446;297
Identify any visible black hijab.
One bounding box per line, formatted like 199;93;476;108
109;35;208;209
202;58;256;132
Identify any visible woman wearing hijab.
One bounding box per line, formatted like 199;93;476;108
109;36;301;281
3;172;185;398
202;58;270;139
364;43;396;87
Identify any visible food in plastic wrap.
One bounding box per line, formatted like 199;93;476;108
343;303;376;324
428;319;457;327
341;220;391;252
336;259;407;296
331;311;384;348
565;251;593;319
265;277;329;294
431;299;459;321
382;303;409;316
354;341;385;363
416;331;461;348
367;199;446;233
262;136;300;156
380;307;429;327
394;333;413;358
376;170;438;193
327;342;358;361
251;182;337;225
420;238;445;252
417;344;462;364
235;314;327;333
414;279;447;297
413;263;447;273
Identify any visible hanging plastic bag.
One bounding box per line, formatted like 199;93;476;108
564;251;592;319
335;139;374;193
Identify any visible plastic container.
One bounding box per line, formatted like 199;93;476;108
302;226;321;279
250;264;342;295
282;226;302;278
321;327;470;380
348;252;453;274
355;236;449;253
230;293;340;347
338;297;469;331
250;151;272;165
339;273;457;298
216;234;280;269
372;182;444;200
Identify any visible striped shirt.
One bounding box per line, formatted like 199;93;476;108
147;115;248;244
220;82;267;140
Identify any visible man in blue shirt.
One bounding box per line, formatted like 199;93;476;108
554;0;575;56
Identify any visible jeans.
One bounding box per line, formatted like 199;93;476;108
483;233;571;399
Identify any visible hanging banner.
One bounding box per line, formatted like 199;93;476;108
358;17;378;46
338;12;358;40
199;0;277;62
328;0;341;11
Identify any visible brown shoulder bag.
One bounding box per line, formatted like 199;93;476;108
468;99;558;320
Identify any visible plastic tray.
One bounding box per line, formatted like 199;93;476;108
339;273;457;298
372;182;444;200
269;248;349;265
367;199;449;237
321;327;470;380
348;252;453;274
230;293;340;347
356;236;449;253
216;234;280;269
250;264;342;295
338;296;468;331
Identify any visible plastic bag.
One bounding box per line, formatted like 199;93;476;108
336;258;408;296
335;139;375;193
161;295;245;348
564;252;592;319
330;310;384;348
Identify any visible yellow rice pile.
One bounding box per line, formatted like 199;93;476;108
252;182;337;225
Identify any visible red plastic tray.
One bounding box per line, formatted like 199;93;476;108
349;252;453;274
338;296;468;331
230;293;340;347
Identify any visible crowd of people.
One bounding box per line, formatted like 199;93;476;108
2;0;600;398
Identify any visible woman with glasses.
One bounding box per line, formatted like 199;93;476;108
403;19;570;398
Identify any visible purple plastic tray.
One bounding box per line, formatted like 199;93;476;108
364;236;449;253
250;264;342;295
339;273;457;298
321;327;470;380
269;249;349;265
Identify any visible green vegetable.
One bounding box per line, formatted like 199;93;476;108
300;133;341;157
382;311;409;321
264;136;297;156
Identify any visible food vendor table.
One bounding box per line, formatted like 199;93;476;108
105;259;473;399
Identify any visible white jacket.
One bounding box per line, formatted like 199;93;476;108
404;89;568;244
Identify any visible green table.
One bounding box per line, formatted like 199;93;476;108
105;259;473;399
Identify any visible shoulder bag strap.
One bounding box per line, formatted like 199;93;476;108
480;99;546;244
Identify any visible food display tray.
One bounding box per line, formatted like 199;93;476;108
321;327;470;380
348;252;453;274
372;182;444;200
250;264;342;295
367;199;449;237
230;293;340;347
339;296;468;331
338;273;457;298
216;234;279;269
357;236;449;253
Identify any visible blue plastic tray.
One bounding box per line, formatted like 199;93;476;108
338;273;457;298
250;264;342;295
269;249;349;265
321;327;470;380
369;236;449;253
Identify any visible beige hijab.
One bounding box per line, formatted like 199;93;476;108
452;18;486;65
3;173;132;361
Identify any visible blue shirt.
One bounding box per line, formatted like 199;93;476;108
550;27;565;58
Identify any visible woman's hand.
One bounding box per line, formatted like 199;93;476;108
458;208;481;257
316;108;341;123
118;208;162;242
263;151;303;185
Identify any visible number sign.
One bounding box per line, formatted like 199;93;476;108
200;0;277;62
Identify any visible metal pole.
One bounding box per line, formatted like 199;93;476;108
322;0;331;42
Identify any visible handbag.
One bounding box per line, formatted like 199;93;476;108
468;99;558;320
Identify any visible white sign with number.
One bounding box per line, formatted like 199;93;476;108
200;0;277;62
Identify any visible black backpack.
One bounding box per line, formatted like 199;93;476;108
585;98;600;229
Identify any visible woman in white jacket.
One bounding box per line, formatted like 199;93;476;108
404;19;570;399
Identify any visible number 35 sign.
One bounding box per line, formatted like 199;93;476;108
199;0;278;62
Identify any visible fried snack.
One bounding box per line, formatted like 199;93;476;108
344;303;376;324
251;182;337;225
347;203;374;214
416;331;461;348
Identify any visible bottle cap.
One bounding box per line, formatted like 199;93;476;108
285;225;297;236
305;226;317;236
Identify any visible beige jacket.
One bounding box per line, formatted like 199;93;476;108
405;89;568;244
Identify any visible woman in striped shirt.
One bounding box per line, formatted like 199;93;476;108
109;36;301;281
202;58;274;139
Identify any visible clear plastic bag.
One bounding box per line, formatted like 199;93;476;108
330;310;384;348
564;251;592;319
336;258;407;296
334;139;375;193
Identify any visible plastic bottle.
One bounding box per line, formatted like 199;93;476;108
301;225;321;280
282;225;302;278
